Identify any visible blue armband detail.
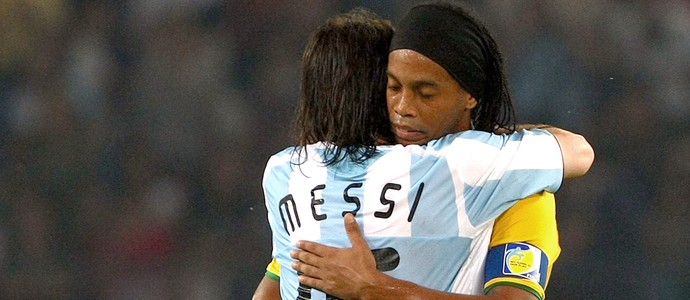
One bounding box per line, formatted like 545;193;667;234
485;242;549;289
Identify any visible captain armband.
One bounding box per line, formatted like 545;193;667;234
484;242;549;299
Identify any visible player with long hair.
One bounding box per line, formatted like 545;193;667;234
254;4;593;300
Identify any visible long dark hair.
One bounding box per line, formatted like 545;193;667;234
460;6;516;132
295;8;394;166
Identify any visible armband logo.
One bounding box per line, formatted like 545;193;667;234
502;243;545;283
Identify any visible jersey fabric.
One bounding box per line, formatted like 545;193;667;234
263;129;563;299
263;191;560;298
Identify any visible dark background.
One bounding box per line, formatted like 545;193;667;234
0;0;688;299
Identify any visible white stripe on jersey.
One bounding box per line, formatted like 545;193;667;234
450;220;494;294
362;149;412;237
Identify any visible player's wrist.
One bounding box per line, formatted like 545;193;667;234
514;123;552;131
359;272;427;300
356;271;387;300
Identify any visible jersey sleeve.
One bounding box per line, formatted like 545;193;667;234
434;129;564;192
265;258;281;281
483;192;560;300
433;129;564;227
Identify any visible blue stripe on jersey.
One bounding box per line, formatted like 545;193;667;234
408;153;460;237
262;149;299;275
367;235;472;291
263;149;295;233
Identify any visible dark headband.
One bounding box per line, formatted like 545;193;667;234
390;4;487;99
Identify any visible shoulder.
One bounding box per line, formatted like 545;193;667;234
425;130;539;153
265;147;295;169
265;143;325;166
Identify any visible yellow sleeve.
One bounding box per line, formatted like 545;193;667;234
265;258;281;281
484;192;560;300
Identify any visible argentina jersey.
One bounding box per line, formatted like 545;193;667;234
262;129;563;299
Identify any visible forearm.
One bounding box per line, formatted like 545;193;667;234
544;126;594;178
513;123;553;131
356;272;488;300
252;275;281;300
493;123;552;134
360;274;536;300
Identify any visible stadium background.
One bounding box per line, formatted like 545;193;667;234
0;0;688;299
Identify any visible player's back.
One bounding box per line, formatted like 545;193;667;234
262;129;563;299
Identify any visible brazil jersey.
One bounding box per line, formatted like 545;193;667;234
263;129;563;299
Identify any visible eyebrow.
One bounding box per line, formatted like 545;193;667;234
387;71;440;89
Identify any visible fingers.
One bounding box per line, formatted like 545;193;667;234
291;247;321;266
291;258;322;280
344;213;368;249
291;249;327;290
295;239;336;255
297;274;321;291
293;262;324;291
294;214;366;254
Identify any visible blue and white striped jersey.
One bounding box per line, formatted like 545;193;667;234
263;129;563;299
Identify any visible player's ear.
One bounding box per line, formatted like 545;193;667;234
465;95;478;110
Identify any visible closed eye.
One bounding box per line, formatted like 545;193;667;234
387;84;401;92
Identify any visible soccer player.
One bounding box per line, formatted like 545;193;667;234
254;5;593;300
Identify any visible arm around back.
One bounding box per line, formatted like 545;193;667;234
252;275;281;300
545;127;594;179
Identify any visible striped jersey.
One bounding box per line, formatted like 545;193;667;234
262;129;563;299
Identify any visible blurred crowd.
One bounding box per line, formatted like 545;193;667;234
0;0;687;299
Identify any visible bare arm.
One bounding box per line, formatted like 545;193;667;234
291;214;537;300
252;275;281;300
326;272;536;300
543;126;594;178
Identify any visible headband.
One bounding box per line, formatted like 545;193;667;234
390;4;488;99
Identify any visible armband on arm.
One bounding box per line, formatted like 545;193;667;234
265;258;281;281
484;243;549;300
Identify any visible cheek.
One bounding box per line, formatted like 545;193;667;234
386;91;396;108
419;108;453;136
435;104;468;134
386;98;396;118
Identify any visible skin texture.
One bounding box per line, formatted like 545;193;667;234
252;276;280;300
386;49;477;146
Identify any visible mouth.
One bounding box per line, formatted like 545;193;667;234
392;124;426;145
